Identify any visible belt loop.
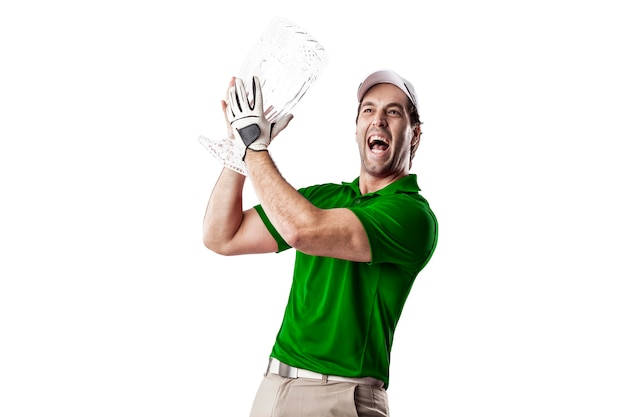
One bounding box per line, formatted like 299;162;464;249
322;374;328;384
264;358;272;377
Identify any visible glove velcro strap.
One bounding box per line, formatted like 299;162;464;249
237;124;261;147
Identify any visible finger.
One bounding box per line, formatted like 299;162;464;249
234;77;249;110
251;75;263;112
224;76;236;101
221;100;235;137
271;113;294;137
221;99;228;120
228;85;240;113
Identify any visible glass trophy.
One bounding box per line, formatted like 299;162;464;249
198;16;328;175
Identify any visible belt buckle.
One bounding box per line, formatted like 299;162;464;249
278;361;299;378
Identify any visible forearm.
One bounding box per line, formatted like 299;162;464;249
202;168;246;252
244;151;319;247
244;151;370;261
221;76;369;261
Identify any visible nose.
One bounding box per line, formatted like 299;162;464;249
371;112;387;127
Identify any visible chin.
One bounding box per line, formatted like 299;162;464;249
363;163;389;176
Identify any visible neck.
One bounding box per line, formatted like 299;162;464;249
358;170;408;195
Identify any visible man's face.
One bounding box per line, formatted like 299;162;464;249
356;83;419;178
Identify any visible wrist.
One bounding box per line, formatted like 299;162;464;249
247;141;269;152
243;148;270;163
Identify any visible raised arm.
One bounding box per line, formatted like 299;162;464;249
245;152;371;262
224;75;371;262
202;77;277;256
202;168;277;256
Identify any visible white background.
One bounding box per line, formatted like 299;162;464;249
1;1;625;416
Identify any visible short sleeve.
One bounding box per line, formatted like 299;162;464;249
349;195;438;270
254;204;291;253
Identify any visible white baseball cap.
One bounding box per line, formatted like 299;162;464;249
357;69;419;114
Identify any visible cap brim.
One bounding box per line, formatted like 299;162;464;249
357;70;418;111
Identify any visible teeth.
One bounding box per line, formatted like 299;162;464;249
368;135;389;145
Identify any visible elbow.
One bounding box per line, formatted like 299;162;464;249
280;215;319;251
282;227;307;251
203;236;236;256
203;238;222;255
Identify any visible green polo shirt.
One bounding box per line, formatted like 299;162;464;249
254;174;438;389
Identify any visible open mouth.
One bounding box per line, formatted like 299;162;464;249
368;135;389;153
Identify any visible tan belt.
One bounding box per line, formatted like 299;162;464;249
265;358;384;388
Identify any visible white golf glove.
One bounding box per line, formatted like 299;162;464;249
226;76;292;160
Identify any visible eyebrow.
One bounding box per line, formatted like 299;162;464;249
361;101;406;109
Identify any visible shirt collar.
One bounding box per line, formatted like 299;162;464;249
342;174;421;197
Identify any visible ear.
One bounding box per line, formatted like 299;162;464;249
411;124;422;149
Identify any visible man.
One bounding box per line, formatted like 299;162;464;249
203;69;438;416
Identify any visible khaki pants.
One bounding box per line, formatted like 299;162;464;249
249;373;389;417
